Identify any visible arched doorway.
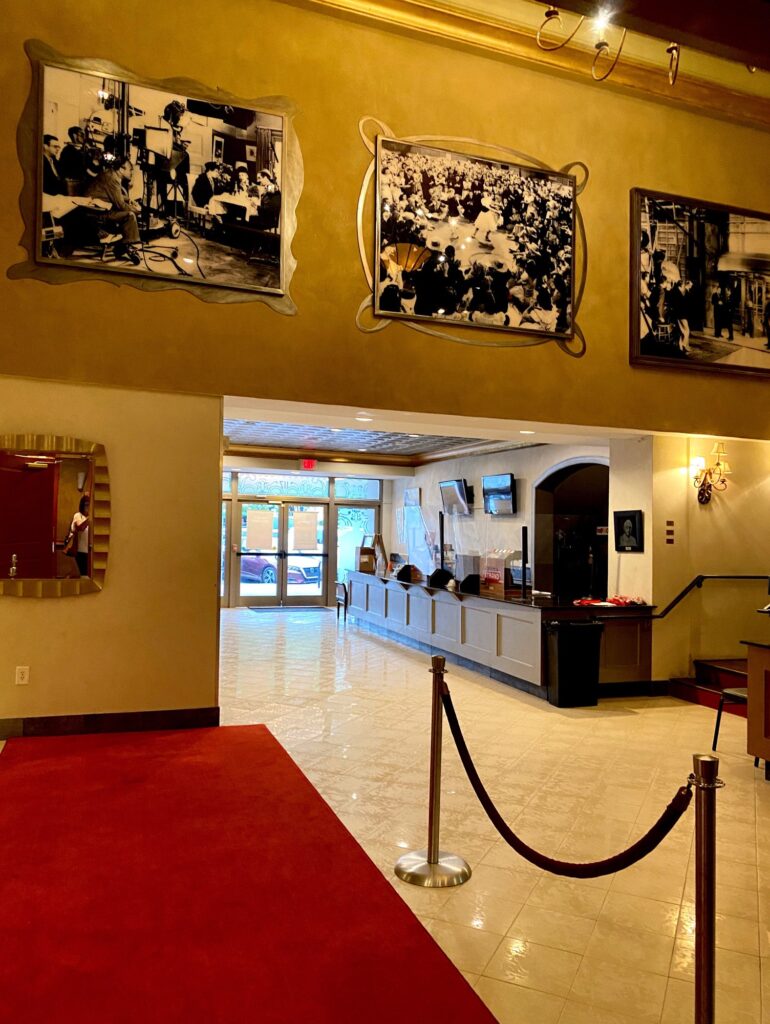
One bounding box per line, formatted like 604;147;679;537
534;462;609;602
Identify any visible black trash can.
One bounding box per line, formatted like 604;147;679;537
545;619;604;707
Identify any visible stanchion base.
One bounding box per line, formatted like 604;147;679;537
394;850;471;888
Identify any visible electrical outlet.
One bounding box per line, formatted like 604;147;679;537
15;666;29;686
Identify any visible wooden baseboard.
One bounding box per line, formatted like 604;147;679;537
0;706;220;739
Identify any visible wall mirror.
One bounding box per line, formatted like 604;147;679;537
0;434;110;597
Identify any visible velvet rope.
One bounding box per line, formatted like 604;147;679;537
440;686;693;879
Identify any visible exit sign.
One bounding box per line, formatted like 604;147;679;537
300;458;317;471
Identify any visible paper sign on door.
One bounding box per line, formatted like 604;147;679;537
293;511;319;550
246;509;275;551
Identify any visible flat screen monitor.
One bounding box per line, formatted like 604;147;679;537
482;474;516;515
439;479;473;516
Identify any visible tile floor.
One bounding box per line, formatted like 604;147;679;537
194;609;766;1020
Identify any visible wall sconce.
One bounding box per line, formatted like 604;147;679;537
691;443;732;504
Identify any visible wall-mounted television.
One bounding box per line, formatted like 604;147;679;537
482;474;517;516
439;479;474;516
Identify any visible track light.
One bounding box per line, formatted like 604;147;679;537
536;5;585;52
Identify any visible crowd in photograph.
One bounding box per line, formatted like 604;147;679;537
376;143;575;334
639;228;770;356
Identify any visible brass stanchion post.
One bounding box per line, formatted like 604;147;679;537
395;656;471;888
691;753;724;1024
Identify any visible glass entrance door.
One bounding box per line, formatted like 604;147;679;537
283;504;327;606
231;501;327;606
335;505;378;582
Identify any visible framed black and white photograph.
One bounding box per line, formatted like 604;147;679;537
631;189;770;378
374;137;576;338
37;62;286;295
613;510;644;553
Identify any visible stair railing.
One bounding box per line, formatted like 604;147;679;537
652;574;770;620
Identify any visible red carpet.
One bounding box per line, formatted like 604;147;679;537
0;726;496;1023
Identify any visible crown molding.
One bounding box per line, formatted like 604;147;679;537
287;0;770;131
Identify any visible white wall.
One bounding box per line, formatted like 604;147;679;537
0;376;222;719
608;436;654;601
390;443;610;581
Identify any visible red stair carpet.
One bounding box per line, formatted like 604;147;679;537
0;726;496;1023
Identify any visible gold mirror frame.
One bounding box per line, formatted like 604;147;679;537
0;434;110;598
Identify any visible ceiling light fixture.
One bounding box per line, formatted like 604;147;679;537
667;42;681;86
355;412;373;422
592;10;627;83
537;4;681;87
536;5;585;51
519;430;536;435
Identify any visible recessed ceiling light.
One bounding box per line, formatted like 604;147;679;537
355;412;373;422
330;428;342;432
357;448;367;452
407;434;419;438
520;430;536;435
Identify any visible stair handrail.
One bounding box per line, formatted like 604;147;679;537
653;574;770;620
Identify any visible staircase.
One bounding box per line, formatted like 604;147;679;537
669;658;748;716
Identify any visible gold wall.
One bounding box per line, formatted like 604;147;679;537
1;0;769;440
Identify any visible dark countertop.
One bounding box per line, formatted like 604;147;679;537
354;572;654;616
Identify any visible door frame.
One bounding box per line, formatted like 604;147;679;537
228;498;330;608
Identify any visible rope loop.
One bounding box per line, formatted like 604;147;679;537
441;686;693;879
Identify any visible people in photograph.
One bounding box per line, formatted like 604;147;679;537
58;126;87;194
42;134;64;195
70;495;91;578
192;161;220;208
618;519;637;549
712;283;734;340
86;156;142;265
250;169;281;230
158;99;190;216
764;298;770;349
377;144;573;333
233;167;253;194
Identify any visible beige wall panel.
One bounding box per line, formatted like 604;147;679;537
496;612;540;682
463;606;494;657
1;0;768;440
368;580;386;618
0;375;221;718
349;577;368;612
408;591;432;633
433;596;461;643
385;585;407;625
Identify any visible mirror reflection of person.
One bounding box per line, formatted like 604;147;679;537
71;495;90;577
618;519;637;549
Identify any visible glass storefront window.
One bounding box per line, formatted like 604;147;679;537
334;478;381;500
237;473;330;498
222;471;232;494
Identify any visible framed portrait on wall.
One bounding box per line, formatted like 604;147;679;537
630;188;770;379
34;57;288;297
374;137;576;339
613;510;644;553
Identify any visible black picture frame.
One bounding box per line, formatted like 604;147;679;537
613;510;644;553
375;137;576;339
630;188;770;379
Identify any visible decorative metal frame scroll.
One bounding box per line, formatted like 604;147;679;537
356;117;589;355
9;40;302;313
0;434;110;598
